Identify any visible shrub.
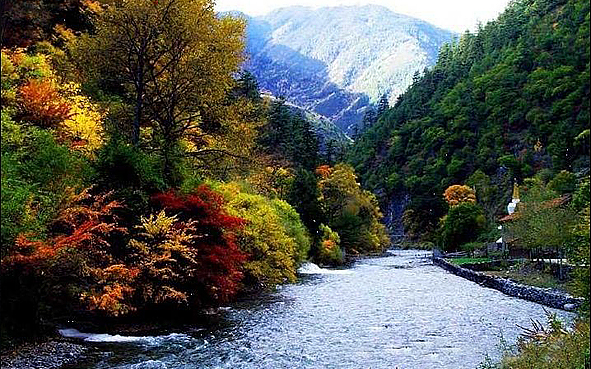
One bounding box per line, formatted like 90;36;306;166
548;170;577;195
59;82;105;155
1;191;129;334
1;113;89;248
18;79;71;127
500;318;589;369
460;241;484;257
316;224;344;266
149;186;246;306
218;183;311;288
271;199;311;264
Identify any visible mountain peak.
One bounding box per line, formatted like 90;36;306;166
241;5;455;133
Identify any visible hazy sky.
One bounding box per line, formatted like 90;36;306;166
215;0;511;33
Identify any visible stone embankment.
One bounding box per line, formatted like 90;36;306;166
433;257;583;311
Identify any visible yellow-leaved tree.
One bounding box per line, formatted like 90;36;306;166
443;184;476;207
60;82;105;155
75;0;245;182
218;182;311;288
317;163;390;256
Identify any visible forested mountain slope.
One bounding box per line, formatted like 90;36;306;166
236;5;455;133
348;0;590;239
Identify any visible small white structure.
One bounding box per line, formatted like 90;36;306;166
507;182;520;215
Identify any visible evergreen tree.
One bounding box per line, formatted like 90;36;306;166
348;0;590;241
362;107;378;131
377;93;389;116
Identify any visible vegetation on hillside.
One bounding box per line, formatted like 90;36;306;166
347;0;590;365
349;0;589;243
0;0;388;344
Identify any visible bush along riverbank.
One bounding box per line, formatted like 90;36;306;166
433;258;583;311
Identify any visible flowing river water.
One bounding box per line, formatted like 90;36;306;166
62;250;575;369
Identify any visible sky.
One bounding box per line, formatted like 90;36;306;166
214;0;512;33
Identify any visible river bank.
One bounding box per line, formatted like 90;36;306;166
0;340;88;369
34;251;576;368
433;257;583;311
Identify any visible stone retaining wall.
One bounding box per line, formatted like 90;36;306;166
433;257;583;311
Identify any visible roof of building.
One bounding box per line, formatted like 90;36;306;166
498;194;572;223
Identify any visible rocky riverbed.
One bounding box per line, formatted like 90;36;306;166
1;340;87;369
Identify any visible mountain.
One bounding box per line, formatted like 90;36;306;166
234;5;456;133
348;0;590;240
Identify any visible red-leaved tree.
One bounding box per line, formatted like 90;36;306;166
138;185;246;308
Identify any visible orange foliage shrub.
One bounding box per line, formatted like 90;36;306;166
322;239;336;250
444;185;477;207
87;284;135;317
18;80;71;127
6;191;124;268
315;165;332;179
2;190;135;317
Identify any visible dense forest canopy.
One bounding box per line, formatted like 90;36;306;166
348;0;589;241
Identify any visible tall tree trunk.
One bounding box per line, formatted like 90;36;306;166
133;59;144;146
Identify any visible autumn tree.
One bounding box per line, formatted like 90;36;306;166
195;71;267;180
443;184;477;207
439;185;485;251
76;0;245;181
218;183;311;288
145;186;247;308
317;163;390;255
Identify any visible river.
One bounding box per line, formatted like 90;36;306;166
62;250;575;369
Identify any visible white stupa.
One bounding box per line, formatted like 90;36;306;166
507;181;520;215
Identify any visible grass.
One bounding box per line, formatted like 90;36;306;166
481;261;575;293
483;269;568;291
447;257;493;265
478;318;590;369
500;319;590;369
446;258;574;293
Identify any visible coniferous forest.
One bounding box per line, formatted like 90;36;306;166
349;0;589;244
0;0;589;368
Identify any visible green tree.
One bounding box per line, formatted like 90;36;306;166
377;93;389;116
548;170;577;195
439;202;486;251
506;179;578;262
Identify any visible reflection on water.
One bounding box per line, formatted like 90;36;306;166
69;250;575;369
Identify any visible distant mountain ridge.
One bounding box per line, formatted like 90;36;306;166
260;91;352;155
230;5;456;133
